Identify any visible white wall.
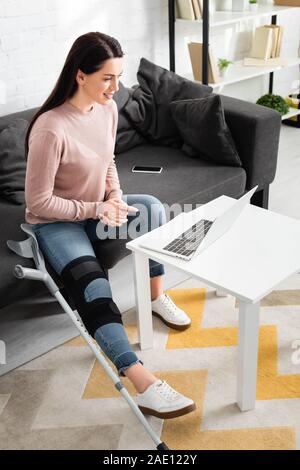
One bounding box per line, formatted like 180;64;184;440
0;0;169;114
0;0;299;116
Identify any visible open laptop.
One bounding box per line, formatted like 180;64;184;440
138;186;258;261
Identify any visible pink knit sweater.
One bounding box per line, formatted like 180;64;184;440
25;100;122;224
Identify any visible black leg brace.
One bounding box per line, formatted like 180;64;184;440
60;255;123;338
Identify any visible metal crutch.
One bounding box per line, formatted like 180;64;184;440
7;223;169;450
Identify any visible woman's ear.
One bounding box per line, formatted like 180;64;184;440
76;69;86;86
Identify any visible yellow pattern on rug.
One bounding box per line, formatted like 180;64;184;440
166;288;300;400
166;288;239;349
63;287;299;449
82;364;296;450
66;287;300;400
160;371;295;450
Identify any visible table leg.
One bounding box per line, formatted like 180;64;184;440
215;288;229;297
132;251;153;350
236;300;260;411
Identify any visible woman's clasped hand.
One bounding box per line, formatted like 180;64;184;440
97;197;139;227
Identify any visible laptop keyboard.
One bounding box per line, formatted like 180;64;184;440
163;219;213;258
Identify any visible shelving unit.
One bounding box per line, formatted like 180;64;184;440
184;57;300;89
282;107;300;120
175;4;299;27
168;1;300;119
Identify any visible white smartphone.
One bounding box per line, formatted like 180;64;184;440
132;165;163;174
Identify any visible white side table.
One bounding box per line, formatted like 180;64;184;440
126;195;300;411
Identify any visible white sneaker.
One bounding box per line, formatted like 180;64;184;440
136;379;196;419
151;293;191;330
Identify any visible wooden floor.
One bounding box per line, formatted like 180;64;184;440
1;124;299;376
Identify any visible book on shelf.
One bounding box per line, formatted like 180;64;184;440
191;0;202;19
176;0;202;20
176;0;195;20
188;42;219;83
249;25;284;61
250;27;273;60
263;25;280;58
274;0;300;6
275;25;284;57
263;25;284;58
285;93;300;127
243;57;291;67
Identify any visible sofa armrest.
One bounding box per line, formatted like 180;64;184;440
220;94;281;192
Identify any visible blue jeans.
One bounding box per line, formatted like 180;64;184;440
30;194;166;376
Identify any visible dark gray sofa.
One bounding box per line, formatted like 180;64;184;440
0;61;281;310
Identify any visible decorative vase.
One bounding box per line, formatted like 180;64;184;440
219;67;229;78
214;0;232;10
232;0;247;10
249;2;259;10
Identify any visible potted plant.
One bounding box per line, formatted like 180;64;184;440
256;93;289;115
249;0;258;11
218;58;233;77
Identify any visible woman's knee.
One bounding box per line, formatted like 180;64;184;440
144;195;167;228
84;278;112;302
125;194;166;230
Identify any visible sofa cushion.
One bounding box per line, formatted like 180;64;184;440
114;80;133;112
0;200;47;308
170;94;242;167
113;81;146;153
115;143;247;210
0;119;28;204
0;108;38;133
123;58;213;147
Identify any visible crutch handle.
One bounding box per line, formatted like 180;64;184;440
14;265;59;294
14;265;48;282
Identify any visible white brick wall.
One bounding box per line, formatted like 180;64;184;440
0;0;299;115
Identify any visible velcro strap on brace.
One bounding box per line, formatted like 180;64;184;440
60;255;122;337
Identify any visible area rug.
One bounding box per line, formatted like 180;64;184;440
0;275;300;450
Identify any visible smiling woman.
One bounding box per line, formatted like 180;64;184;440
67;58;124;109
25;32;125;149
23;31;195;426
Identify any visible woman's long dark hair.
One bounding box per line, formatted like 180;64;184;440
25;32;124;156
